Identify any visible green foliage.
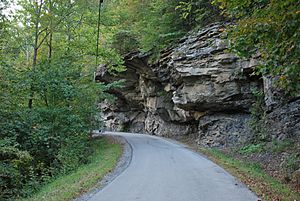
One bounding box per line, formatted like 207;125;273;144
271;139;294;153
176;0;223;27
0;0;125;200
176;1;193;19
201;147;300;201
20;138;122;201
283;154;299;175
240;139;294;156
249;89;268;142
212;0;300;94
0;142;33;199
111;30;139;55
0;63;103;199
157;90;168;97
239;143;265;155
103;0;222;55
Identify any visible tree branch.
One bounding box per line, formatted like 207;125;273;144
38;27;48;36
37;30;51;49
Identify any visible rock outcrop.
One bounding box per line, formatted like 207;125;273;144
265;99;300;140
96;22;299;147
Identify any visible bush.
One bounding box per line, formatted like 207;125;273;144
111;31;139;55
249;89;269;142
0;59;104;199
283;154;299;176
239;143;265;155
55;135;91;174
0;108;94;200
0;143;32;200
271;139;294;153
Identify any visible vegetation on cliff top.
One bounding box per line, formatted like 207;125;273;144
213;0;300;94
105;0;299;93
103;0;222;53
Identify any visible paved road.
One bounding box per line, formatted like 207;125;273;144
89;132;257;201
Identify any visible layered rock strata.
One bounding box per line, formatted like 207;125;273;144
96;23;299;147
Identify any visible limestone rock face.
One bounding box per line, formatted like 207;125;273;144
144;113;196;137
167;24;261;112
96;22;299;147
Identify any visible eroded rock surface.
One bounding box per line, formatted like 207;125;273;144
167;24;261;112
96;22;299;147
265;99;300;140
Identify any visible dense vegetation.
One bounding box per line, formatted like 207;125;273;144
0;0;123;199
213;0;300;94
104;0;222;54
0;0;299;200
21;138;122;201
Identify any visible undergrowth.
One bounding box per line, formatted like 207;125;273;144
19;137;122;201
199;148;300;201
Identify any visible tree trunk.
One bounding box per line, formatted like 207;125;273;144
28;12;40;109
28;0;43;109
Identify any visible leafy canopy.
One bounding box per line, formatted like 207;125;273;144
213;0;300;94
0;0;123;199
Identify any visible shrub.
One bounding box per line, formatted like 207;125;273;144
111;31;140;55
239;143;265;155
249;89;269;142
0;143;32;200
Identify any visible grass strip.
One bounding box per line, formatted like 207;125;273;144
199;147;300;201
21;137;122;201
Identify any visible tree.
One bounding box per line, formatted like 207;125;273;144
213;0;300;94
176;0;223;27
103;0;191;53
0;0;124;199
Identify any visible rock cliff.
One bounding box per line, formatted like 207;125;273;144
96;23;300;147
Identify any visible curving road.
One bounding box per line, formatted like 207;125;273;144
89;132;257;201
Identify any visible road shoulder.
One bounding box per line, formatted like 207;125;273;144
74;135;132;201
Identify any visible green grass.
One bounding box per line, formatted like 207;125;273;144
238;139;294;155
21;137;122;201
199;148;300;201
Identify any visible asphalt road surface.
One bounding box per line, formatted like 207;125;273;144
89;132;258;201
